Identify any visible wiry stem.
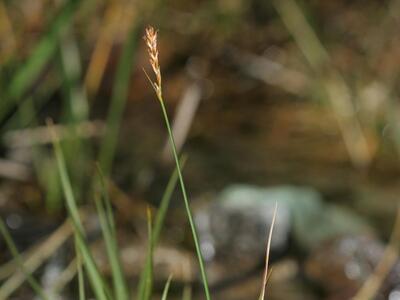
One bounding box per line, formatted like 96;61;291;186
144;25;211;300
159;99;211;300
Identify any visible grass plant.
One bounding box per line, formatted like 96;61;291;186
143;25;211;300
0;14;276;298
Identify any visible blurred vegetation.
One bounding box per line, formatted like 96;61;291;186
1;0;400;299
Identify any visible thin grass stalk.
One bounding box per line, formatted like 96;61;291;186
259;202;277;300
142;208;154;300
94;192;129;300
153;156;187;243
144;25;211;300
75;236;85;300
136;157;184;299
95;164;116;234
159;100;211;300
73;230;110;300
161;275;173;300
0;219;49;300
94;166;129;300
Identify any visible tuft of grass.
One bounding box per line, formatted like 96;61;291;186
94;165;129;300
49;120;110;300
137;156;186;300
143;26;211;300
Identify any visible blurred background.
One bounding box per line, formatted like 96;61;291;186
1;0;400;299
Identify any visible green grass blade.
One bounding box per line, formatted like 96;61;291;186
161;275;173;300
49;121;110;300
136;157;184;300
94;192;129;300
153;156;187;243
95;164;116;234
49;120;83;232
159;100;211;300
142;208;154;300
2;0;81;123
75;236;85;300
0;218;49;300
98;23;141;175
74;230;110;300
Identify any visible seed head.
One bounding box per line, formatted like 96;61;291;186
144;26;162;99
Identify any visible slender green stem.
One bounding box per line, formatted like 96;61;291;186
161;275;173;300
75;236;85;300
158;100;211;300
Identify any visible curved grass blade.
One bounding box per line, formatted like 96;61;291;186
161;275;173;300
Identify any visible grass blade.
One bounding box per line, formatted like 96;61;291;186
159;101;211;300
140;207;154;300
94;188;129;300
153;156;187;243
161;275;173;300
48;120;110;300
0;218;49;300
75;236;85;300
95;164;116;234
136;157;185;299
259;202;277;300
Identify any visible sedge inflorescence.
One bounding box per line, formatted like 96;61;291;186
144;26;162;100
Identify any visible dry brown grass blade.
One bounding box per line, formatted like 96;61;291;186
259;202;277;300
0;244;37;281
84;2;122;95
352;207;400;300
4;120;105;148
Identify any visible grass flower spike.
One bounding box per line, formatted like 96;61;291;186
144;26;162;100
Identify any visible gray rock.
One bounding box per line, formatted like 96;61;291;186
195;184;372;263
